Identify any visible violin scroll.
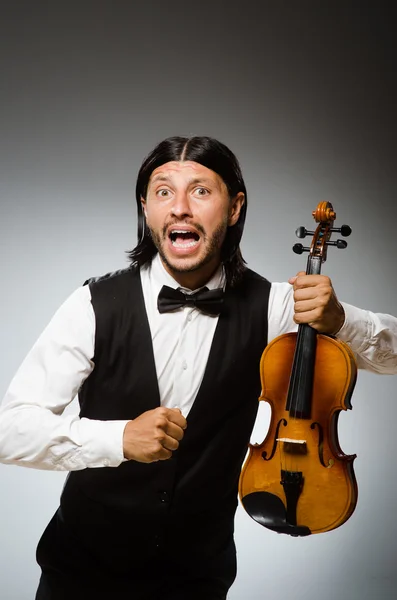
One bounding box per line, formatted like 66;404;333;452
292;201;352;263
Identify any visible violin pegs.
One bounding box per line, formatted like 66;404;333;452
326;239;348;249
329;225;352;237
340;225;352;237
295;227;316;239
293;243;310;254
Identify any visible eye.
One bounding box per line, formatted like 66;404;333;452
157;188;171;198
194;187;210;196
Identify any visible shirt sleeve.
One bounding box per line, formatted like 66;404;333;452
268;282;397;375
0;286;130;471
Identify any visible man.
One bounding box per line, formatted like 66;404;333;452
1;136;396;599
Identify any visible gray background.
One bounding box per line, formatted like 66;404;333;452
0;1;396;598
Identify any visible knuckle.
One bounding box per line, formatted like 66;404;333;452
153;441;163;454
294;288;304;301
319;296;328;307
159;449;172;460
322;286;332;298
155;431;166;444
313;308;322;320
155;417;168;429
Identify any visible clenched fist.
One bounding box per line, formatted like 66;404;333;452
289;271;345;335
123;407;187;463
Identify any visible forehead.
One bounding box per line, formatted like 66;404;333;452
149;161;225;188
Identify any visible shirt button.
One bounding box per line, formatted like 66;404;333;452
103;459;110;467
187;313;192;321
182;360;188;370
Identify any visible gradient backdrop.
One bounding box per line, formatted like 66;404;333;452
0;2;396;599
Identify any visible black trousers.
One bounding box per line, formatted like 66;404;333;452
35;509;237;600
35;543;236;600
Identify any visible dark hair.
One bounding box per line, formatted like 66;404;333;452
127;136;248;287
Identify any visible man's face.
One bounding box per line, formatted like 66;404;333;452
141;161;244;288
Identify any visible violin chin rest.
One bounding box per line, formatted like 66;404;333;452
241;492;311;537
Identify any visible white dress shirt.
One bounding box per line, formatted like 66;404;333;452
1;254;397;472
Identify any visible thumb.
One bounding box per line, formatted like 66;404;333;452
288;271;306;285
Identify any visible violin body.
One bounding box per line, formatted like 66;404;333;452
239;201;358;535
239;332;358;535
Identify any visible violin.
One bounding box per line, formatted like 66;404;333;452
239;201;358;536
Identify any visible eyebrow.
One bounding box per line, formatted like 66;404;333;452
150;174;171;184
189;177;216;187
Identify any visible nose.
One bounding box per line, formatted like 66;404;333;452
170;191;193;219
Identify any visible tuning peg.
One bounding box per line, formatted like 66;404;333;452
293;243;310;254
329;225;352;237
326;239;348;249
295;227;316;239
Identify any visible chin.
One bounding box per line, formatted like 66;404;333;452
159;246;208;272
164;256;202;274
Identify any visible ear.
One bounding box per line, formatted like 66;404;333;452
228;192;245;226
140;196;147;219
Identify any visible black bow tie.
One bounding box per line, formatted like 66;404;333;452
157;285;224;316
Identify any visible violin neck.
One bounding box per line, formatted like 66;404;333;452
286;325;317;418
286;255;323;418
306;255;322;276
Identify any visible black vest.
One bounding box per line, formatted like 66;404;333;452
59;265;270;562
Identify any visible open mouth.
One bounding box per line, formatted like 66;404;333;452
169;229;200;248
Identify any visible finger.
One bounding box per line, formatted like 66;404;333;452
156;447;173;461
295;284;332;306
294;288;331;306
165;420;185;442
294;275;331;290
293;287;319;302
160;433;180;452
288;271;306;285
293;308;322;326
166;408;188;430
139;442;173;463
294;298;321;314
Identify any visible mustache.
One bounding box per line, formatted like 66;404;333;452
162;220;206;238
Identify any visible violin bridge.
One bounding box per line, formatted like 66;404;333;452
277;438;307;455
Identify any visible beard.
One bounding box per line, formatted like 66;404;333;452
148;219;228;275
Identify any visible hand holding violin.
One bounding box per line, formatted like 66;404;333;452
289;271;345;335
